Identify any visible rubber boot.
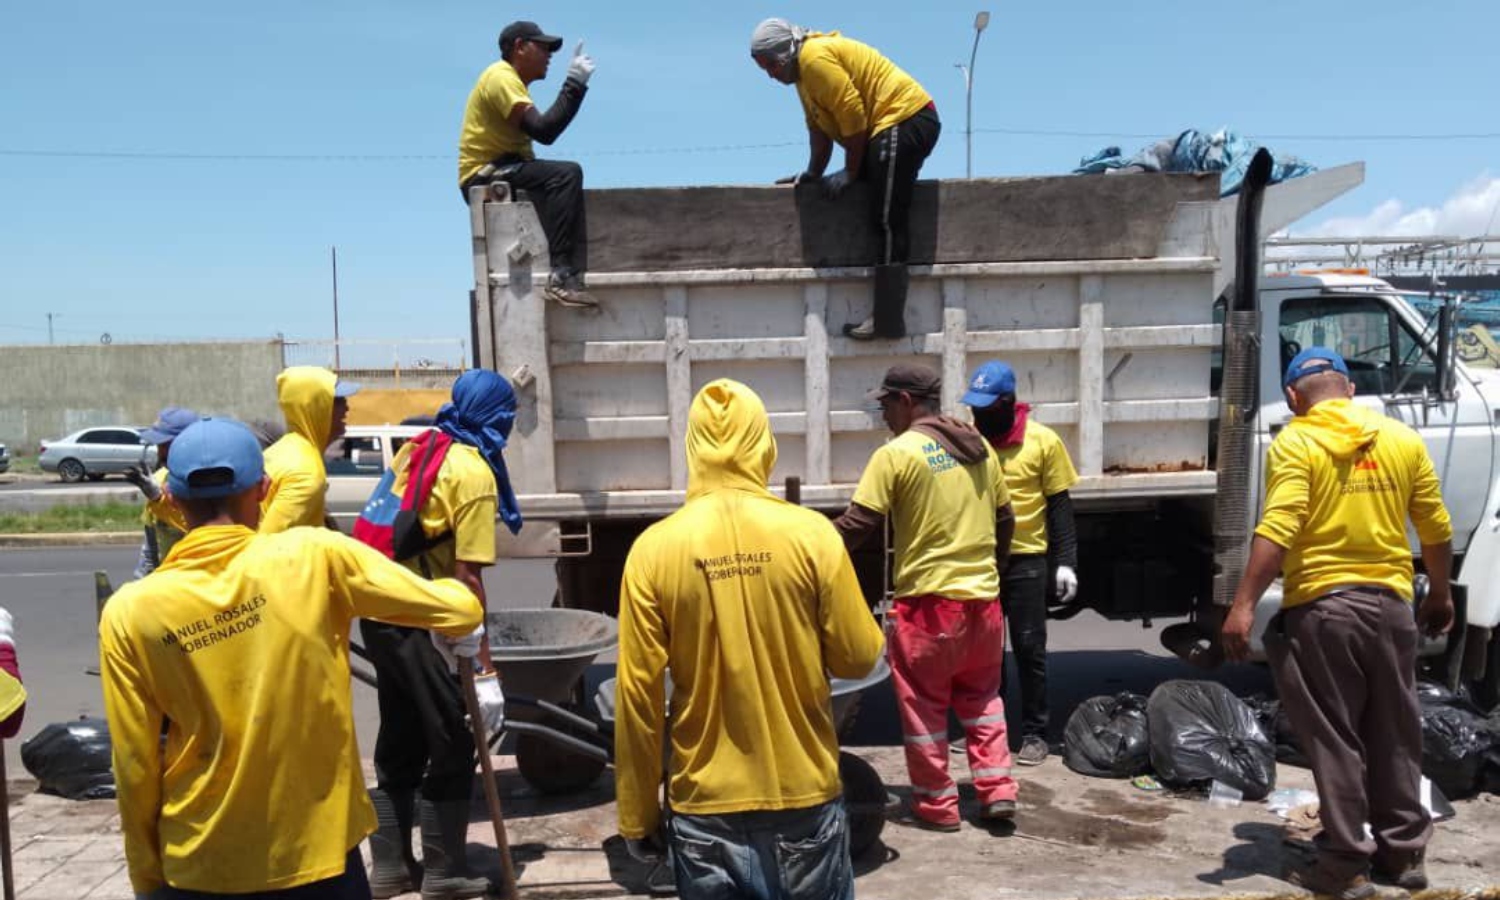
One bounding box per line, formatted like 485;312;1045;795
368;788;421;899
844;263;908;340
418;798;492;900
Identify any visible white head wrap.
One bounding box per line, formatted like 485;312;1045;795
750;18;807;64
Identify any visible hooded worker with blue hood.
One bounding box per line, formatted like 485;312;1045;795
260;366;358;534
1222;347;1453;897
614;379;884;887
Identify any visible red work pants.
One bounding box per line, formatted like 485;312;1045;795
888;595;1017;825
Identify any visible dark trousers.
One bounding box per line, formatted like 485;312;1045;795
359;619;475;802
860;106;940;264
462;157;587;274
158;849;370;899
1264;589;1430;878
1000;554;1049;739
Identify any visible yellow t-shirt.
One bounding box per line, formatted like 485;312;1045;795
386;438;498;578
992;420;1079;556
1255;399;1453;607
795;33;932;141
851;429;1010;600
458;60;536;186
614;379;885;840
99;525;481;895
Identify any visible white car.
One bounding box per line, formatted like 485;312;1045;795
323;425;427;524
38;427;156;482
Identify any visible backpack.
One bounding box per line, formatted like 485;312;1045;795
353;430;454;569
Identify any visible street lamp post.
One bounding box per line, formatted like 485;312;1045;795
955;10;991;179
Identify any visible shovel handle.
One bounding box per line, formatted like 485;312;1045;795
460;661;520;900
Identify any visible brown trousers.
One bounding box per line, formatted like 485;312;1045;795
1264;588;1430;877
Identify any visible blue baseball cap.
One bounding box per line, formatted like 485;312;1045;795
166;419;265;500
334;380;361;399
961;361;1017;407
140;406;201;445
1283;347;1350;389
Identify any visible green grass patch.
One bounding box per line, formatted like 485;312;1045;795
4;453;43;475
0;501;141;534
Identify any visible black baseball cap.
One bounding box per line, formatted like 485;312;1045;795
868;363;942;401
499;21;564;55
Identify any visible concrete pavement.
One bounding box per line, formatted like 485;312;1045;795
5;749;1497;900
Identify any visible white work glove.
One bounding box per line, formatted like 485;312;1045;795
1055;565;1079;604
566;40;595;86
474;670;505;736
0;608;13;648
429;625;485;674
625;832;667;863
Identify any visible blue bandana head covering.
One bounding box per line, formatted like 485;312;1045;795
435;369;522;535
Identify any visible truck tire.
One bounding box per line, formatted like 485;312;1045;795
840;752;889;859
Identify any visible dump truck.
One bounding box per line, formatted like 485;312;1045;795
466;160;1500;704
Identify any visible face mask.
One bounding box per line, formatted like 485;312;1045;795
972;400;1015;440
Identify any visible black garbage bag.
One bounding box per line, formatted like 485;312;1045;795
1243;695;1309;768
1147;680;1276;799
1063;692;1150;778
20;718;115;800
1419;699;1493;800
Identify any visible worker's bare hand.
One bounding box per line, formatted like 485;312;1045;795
821;169;853;199
1219;606;1255;663
1416;586;1454;638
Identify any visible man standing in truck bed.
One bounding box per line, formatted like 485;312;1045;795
836;364;1017;832
459;20;598;310
1223;347;1454;899
750;18;940;341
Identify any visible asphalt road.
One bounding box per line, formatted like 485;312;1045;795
0;545;1274;781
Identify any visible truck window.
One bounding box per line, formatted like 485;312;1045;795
1279;296;1439;396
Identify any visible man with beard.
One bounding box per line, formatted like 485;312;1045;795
961;361;1079;766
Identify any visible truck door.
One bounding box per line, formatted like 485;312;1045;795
1261;293;1495;549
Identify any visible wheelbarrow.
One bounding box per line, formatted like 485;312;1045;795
483;608;620;795
593;656;895;862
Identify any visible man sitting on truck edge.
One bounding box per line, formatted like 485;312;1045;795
99;418;484;899
1222;347;1454;899
615;379;884;900
750;18;940;341
962;361;1079;766
459;20;598;310
835;364;1018;832
259;365;358;534
357;369;516;900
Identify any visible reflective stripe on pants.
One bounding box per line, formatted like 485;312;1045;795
888;594;1018;825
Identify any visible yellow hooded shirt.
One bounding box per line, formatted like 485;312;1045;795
1255;398;1453;607
260;367;337;533
614;380;885;839
99;525;482;894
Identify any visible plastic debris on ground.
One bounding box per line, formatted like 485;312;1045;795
1416;681;1495;800
1265;787;1319;818
1131;774;1163;791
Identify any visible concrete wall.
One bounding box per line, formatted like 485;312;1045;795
0;341;283;450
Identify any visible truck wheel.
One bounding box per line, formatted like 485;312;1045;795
58;458;85;483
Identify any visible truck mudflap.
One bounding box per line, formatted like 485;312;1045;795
1457;475;1500;631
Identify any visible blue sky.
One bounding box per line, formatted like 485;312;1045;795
2;0;1496;351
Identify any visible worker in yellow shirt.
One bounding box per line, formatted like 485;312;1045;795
357;369;519;900
615;379;884;900
962;361;1080;766
125;406;200;579
99;419;484;899
458;20;598;309
836;364;1017;833
751;19;940;340
1222;348;1454;899
259;366;358;534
